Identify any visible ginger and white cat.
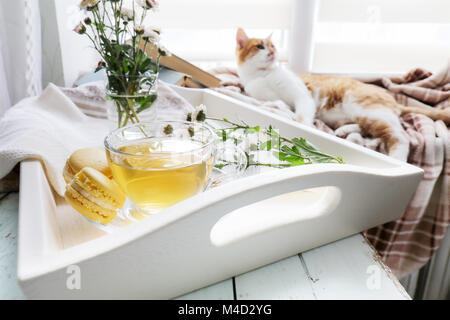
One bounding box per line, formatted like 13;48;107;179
235;28;450;161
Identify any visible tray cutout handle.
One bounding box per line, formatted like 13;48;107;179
210;186;341;247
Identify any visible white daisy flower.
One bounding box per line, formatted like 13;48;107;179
158;45;172;57
142;27;160;42
134;25;145;35
73;22;86;34
79;0;100;10
147;25;161;35
193;104;207;122
135;0;159;10
116;7;134;21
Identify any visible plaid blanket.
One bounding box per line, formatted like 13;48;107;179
209;65;450;278
360;67;450;278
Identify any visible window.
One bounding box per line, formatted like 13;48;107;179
155;0;450;75
151;0;292;68
53;0;450;86
311;0;450;75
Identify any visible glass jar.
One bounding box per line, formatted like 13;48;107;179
105;71;158;128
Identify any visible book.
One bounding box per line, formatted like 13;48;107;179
175;75;204;88
157;67;200;88
138;41;221;88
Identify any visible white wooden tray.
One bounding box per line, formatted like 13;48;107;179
17;87;423;299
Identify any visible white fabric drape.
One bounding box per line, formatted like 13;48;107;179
0;0;42;117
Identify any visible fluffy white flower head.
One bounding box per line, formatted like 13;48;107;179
117;7;134;21
79;0;100;10
142;27;160;42
158;45;172;57
135;0;159;10
134;25;145;35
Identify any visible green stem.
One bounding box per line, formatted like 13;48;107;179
206;117;344;165
217;161;308;169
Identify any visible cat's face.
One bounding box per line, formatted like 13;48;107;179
236;28;277;70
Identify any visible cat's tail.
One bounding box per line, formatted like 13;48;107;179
399;104;450;124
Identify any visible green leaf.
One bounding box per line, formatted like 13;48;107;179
266;127;280;138
260;140;272;151
215;163;228;170
259;141;267;151
291;137;341;163
272;151;288;161
244;127;259;134
280;145;301;157
284;156;305;165
135;94;157;113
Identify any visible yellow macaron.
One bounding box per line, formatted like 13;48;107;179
64;167;126;224
63;148;112;183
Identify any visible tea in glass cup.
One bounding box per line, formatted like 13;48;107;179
104;121;245;213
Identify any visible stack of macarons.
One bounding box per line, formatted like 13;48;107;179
63;148;125;224
63;147;113;183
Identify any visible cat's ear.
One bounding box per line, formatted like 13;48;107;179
236;28;249;49
266;32;273;41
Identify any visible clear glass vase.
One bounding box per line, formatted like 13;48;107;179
105;71;158;128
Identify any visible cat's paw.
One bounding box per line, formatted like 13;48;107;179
261;100;292;112
260;106;295;119
295;113;314;127
335;124;361;138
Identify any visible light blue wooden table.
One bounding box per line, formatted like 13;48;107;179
0;191;409;300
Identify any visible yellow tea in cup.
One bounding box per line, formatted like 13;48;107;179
105;121;246;215
106;138;214;211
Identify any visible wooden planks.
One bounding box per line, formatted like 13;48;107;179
299;234;410;299
213;234;409;300
0;193;26;299
235;255;316;300
175;280;234;300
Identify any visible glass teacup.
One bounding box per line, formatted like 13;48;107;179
104;121;246;214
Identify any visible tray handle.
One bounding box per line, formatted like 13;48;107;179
196;164;418;248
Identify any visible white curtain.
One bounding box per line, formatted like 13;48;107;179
0;0;42;117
